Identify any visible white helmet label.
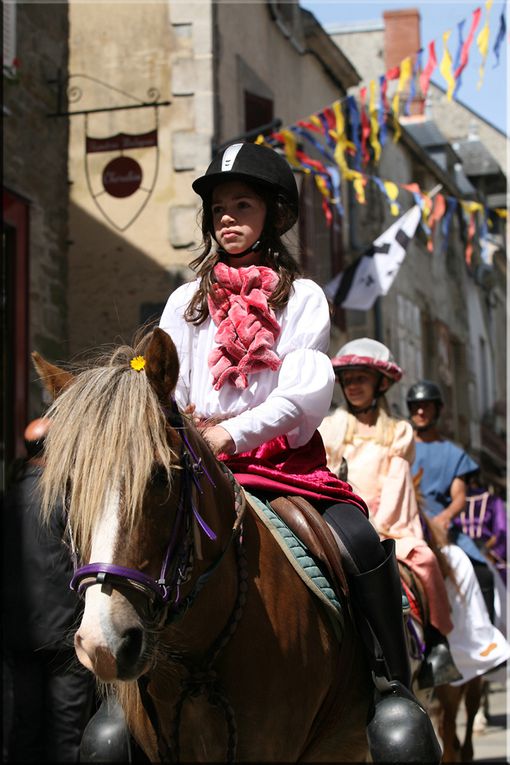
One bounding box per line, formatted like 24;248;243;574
221;143;244;172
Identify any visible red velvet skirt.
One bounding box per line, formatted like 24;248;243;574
221;430;368;517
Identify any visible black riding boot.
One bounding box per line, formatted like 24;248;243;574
349;539;442;763
80;697;133;762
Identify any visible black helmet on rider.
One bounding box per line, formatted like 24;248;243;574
406;380;443;431
193;142;299;258
331;338;403;415
406;380;443;408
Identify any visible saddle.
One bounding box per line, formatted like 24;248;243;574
269;495;349;604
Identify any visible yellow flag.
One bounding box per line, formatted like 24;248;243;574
494;208;508;219
383;180;400;216
352;174;366;205
398;57;413;93
461;200;483;214
439;30;456;101
392;92;401;143
279;129;301;169
476;0;493;89
331;100;356;179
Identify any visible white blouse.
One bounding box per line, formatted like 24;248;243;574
159;277;335;454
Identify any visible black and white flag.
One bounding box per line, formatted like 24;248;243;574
323;205;421;311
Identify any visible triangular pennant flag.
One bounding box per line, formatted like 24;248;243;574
323;206;421;310
455;7;482;82
476;0;494;89
492;10;506;66
439;31;456;101
420;41;437;97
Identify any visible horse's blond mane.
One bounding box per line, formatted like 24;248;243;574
40;333;178;558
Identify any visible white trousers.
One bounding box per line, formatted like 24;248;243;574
442;544;510;686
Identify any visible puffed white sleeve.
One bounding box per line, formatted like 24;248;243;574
158;282;197;411
221;279;335;453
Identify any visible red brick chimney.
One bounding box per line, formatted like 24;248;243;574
383;8;421;70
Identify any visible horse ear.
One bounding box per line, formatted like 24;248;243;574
144;328;180;403
31;351;75;400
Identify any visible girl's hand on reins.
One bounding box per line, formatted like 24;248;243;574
202;425;236;457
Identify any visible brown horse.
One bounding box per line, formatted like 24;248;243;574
398;558;485;762
34;328;371;763
409;480;487;763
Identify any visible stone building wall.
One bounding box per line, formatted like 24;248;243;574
67;0;208;356
3;1;69;419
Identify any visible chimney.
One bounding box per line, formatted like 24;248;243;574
383;8;421;70
383;8;423;116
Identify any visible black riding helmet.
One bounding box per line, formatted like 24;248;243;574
406;380;443;431
192;142;299;236
406;380;444;410
192;143;299;257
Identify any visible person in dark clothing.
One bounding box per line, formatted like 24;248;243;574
2;418;95;763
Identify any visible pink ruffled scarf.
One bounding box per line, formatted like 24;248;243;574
207;263;282;390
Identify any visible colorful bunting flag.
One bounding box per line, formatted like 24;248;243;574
392;57;413;142
426;193;447;252
346;96;362;171
359;87;371;164
492;10;506;66
441;197;458;254
476;0;494;89
405;51;422;115
420;41;437;98
454;7;482;83
331;100;357;180
464;212;476;265
368;80;382;163
440;31;456;101
379;75;388;146
453;20;466;96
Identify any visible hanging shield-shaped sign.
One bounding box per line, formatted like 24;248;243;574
84;126;159;232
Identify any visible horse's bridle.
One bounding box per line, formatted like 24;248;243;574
69;401;243;624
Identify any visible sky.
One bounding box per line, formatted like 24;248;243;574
300;0;508;135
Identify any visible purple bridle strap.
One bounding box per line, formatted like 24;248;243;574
70;563;172;603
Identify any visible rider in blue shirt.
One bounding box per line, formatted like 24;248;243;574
407;381;493;614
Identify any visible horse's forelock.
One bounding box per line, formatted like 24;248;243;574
40;340;178;558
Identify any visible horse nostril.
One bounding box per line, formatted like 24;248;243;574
116;627;144;677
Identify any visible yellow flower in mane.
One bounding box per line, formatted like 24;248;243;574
130;355;146;372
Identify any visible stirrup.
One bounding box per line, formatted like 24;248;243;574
367;680;442;763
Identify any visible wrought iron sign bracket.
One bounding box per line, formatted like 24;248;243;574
46;71;171;117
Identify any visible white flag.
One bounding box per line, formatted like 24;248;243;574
323;205;421;311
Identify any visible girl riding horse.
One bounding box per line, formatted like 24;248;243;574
319;337;461;688
157;141;439;762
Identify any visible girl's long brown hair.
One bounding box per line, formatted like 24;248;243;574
184;181;301;325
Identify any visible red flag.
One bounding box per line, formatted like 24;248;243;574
359;87;371;165
420;41;437;97
427;193;446;252
454;7;482;80
465;213;476;266
386;65;401;80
